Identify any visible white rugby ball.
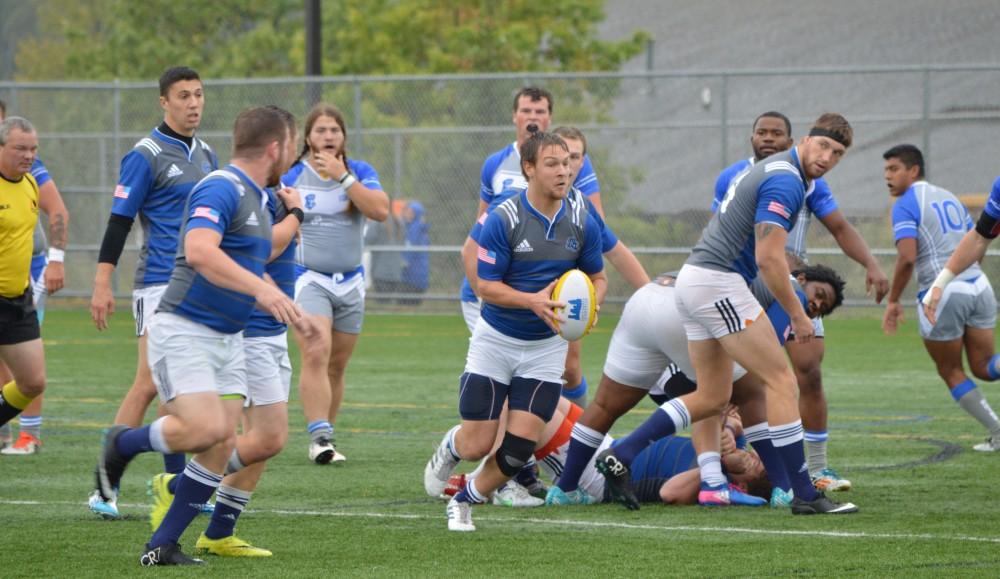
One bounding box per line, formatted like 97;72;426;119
551;269;597;341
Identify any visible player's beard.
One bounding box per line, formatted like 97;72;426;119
266;158;283;188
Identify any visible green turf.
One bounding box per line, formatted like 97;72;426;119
2;309;1000;577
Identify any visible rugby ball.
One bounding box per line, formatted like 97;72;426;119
551;269;597;341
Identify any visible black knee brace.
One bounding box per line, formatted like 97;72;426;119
495;431;535;478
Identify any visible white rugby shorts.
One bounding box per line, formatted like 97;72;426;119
674;264;764;341
461;299;482;335
464;317;567;384
918;275;996;341
244;332;292;406
147;312;247;402
133;284;167;337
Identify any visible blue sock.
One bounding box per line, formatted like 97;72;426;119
163;452;186;475
562;376;588;403
557;423;605;492
308;420;333;443
168;475;179;494
204;485;252;539
950;378;977;401
771;421;818;502
149;460;222;547
115;425;154;460
987;355;1000;381
745;422;791;491
453;479;486;505
613;399;689;466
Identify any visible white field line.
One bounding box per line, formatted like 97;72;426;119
2;498;999;544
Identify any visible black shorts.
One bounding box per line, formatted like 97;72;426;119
0;290;40;345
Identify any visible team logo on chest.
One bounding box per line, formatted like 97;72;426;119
246;211;259;226
514;239;533;253
565;237;579;251
166;164;184;179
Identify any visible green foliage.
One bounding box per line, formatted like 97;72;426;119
15;0;648;80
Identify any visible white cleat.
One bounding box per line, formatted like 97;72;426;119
446;497;475;532
424;427;461;497
492;481;544;507
973;436;1000;452
309;437;336;464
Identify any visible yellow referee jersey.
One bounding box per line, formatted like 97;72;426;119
0;172;39;298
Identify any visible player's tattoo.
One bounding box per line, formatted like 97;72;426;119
755;222;778;241
50;213;67;249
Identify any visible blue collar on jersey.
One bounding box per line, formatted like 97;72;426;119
224;164;268;211
153;127;199;161
520;189;567;241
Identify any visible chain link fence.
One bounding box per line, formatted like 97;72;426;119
3;66;1000;312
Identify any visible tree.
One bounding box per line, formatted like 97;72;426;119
16;0;647;80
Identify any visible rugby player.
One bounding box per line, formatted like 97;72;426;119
88;67;218;518
427;132;606;531
884;144;1000;451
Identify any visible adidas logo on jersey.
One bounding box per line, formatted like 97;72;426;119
246;211;259;226
514;239;533;253
166;164;184;178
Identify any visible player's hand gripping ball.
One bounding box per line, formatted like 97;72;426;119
551;269;597;341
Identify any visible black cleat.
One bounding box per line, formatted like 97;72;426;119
96;425;132;502
595;448;641;510
791;492;859;515
139;542;204;566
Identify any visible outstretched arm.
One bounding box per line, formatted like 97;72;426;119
819;209;888;303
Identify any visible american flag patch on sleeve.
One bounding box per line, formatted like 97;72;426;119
477;246;497;265
767;201;791;220
477;212;488;225
114;185;131;199
192;206;221;223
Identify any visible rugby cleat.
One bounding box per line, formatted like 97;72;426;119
88;489;120;519
770;487;794;508
545;486;598;506
424;429;461;498
698;483;766;506
1;432;41;455
446;497;475;532
594;448;640;510
812;467;852;492
492;481;544;507
195;534;272;557
697;483;731;506
148;473;176;531
791;492;858;515
139;542;204;566
96;425;131;502
973;435;1000;452
308;437;336;464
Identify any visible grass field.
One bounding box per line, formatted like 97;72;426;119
2;308;1000;577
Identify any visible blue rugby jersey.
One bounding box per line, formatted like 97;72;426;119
110;127;218;289
157;165;272;334
982;176;1000;222
245;187;297;338
462;143;601;302
691;148;810;283
462;186;615;302
476;190;603;340
712;156;837;263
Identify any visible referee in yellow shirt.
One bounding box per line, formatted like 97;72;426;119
0;116;46;427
